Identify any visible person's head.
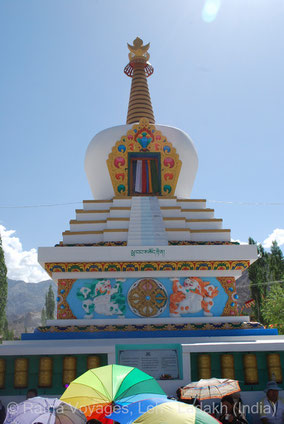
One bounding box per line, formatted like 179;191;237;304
86;420;102;424
221;395;235;414
26;388;38;399
267;389;279;403
232;392;241;402
176;387;182;400
265;381;283;403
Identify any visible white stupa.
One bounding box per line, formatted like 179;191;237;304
1;38;281;408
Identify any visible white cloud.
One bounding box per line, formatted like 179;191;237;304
231;238;247;245
0;225;50;283
263;228;284;249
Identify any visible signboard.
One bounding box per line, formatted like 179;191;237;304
117;344;181;380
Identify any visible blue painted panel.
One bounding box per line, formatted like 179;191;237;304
66;277;228;319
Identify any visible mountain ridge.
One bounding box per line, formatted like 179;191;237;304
7;278;56;337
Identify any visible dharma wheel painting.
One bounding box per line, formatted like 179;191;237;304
127;278;168;317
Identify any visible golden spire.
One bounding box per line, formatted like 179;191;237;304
124;37;155;125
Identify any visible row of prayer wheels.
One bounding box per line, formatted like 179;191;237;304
1;353;282;389
198;353;282;384
0;355;101;389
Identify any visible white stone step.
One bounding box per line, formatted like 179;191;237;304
127;196;168;246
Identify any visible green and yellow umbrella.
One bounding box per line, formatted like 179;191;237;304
61;364;166;421
134;402;219;424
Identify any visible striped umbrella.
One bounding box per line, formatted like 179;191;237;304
61;364;166;421
181;378;240;400
110;401;220;424
4;397;86;424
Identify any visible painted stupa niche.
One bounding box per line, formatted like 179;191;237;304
107;118;182;196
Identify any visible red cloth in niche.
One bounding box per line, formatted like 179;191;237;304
142;160;147;193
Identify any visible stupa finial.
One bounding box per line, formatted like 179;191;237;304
127;37;150;62
124;37;155;124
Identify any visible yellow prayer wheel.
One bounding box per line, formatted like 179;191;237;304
14;358;28;388
87;355;101;370
38;357;53;387
243;354;257;368
0;359;5;389
198;354;211;379
62;356;77;386
267;354;282;383
243;354;258;384
221;354;235;380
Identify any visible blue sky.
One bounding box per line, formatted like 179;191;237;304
0;0;283;282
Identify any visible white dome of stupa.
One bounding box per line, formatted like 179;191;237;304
85;123;198;199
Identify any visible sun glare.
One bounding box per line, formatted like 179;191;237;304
202;0;221;22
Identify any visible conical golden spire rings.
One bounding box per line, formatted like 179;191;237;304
125;37;155;124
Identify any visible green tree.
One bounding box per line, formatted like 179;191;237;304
262;284;284;334
248;237;269;323
3;317;14;340
0;234;8;334
269;241;284;281
41;307;47;326
3;318;8;339
248;238;284;326
45;285;55;320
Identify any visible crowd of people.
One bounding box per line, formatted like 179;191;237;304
0;380;283;423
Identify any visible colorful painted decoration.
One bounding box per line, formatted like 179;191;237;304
115;173;125;180
117;184;125;193
47;260;250;276
163;185;172;193
38;321;264;334
164;173;173;181
75;279;126;318
127;278;168;317
137;131;152;150
57;276;237;319
107;118;182;197
118;144;126;152
170;277;219;317
164;157;175;168
114;157;125;168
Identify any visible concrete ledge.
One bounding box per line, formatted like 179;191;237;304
38;244;258;263
46;316;250;327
